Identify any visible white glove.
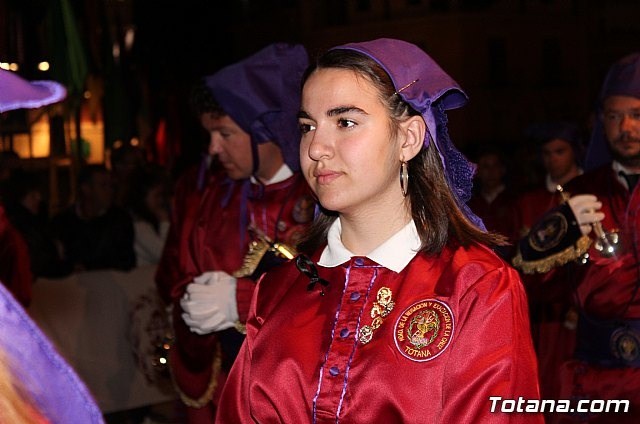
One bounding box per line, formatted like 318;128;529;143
567;194;605;235
180;271;238;335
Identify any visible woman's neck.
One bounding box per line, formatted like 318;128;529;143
338;203;412;256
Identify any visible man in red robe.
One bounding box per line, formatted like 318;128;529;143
156;43;313;423
515;53;640;423
515;122;584;403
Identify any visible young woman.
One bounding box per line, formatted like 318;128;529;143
216;38;542;423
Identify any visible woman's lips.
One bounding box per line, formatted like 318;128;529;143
314;170;341;185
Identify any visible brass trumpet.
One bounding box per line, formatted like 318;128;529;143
592;223;619;258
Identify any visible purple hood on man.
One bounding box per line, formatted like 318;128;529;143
204;43;309;172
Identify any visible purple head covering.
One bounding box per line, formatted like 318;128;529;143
585;52;640;171
204;43;309;172
332;38;484;229
0;69;66;113
0;283;103;423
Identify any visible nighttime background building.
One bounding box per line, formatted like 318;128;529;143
1;0;639;210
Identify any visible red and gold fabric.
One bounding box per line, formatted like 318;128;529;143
169;171;314;422
515;186;578;402
515;165;640;422
552;165;640;423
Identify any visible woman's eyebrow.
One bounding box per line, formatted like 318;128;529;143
298;106;368;120
327;106;368;117
297;110;311;120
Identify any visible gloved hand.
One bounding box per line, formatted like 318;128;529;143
180;271;238;335
567;194;605;235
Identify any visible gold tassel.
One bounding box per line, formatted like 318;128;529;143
512;235;592;274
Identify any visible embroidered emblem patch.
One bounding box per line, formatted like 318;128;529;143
394;299;454;362
610;327;640;363
528;211;568;252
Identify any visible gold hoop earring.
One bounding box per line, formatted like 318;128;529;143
399;161;409;197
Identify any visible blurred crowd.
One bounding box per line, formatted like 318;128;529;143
0;118;587;307
0;143;172;307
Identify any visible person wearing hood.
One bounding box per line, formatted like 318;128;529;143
159;43;314;423
514;53;640;423
513;122;585;405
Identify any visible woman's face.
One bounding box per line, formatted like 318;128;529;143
299;68;403;216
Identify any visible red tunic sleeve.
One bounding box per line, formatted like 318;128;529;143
440;266;542;423
155;164;206;304
171;173;314;412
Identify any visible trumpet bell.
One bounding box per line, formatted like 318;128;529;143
593;227;620;258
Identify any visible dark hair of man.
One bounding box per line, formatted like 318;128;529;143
189;78;227;118
297;49;505;255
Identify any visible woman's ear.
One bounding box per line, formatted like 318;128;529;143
399;116;426;162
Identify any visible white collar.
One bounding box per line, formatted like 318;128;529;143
318;219;422;273
545;174;560;193
545;169;584;193
612;161;639;190
481;184;505;204
250;164;293;185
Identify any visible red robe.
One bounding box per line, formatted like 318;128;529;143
217;243;542;423
156;162;211;305
0;203;32;307
169;171;314;422
551;165;640;424
516;187;577;402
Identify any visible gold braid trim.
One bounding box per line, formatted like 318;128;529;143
512;235;592;274
171;343;222;408
234;320;247;335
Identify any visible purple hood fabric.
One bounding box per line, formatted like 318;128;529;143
0;283;103;423
0;69;66;113
585;52;640;171
204;43;309;172
332;38;484;229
